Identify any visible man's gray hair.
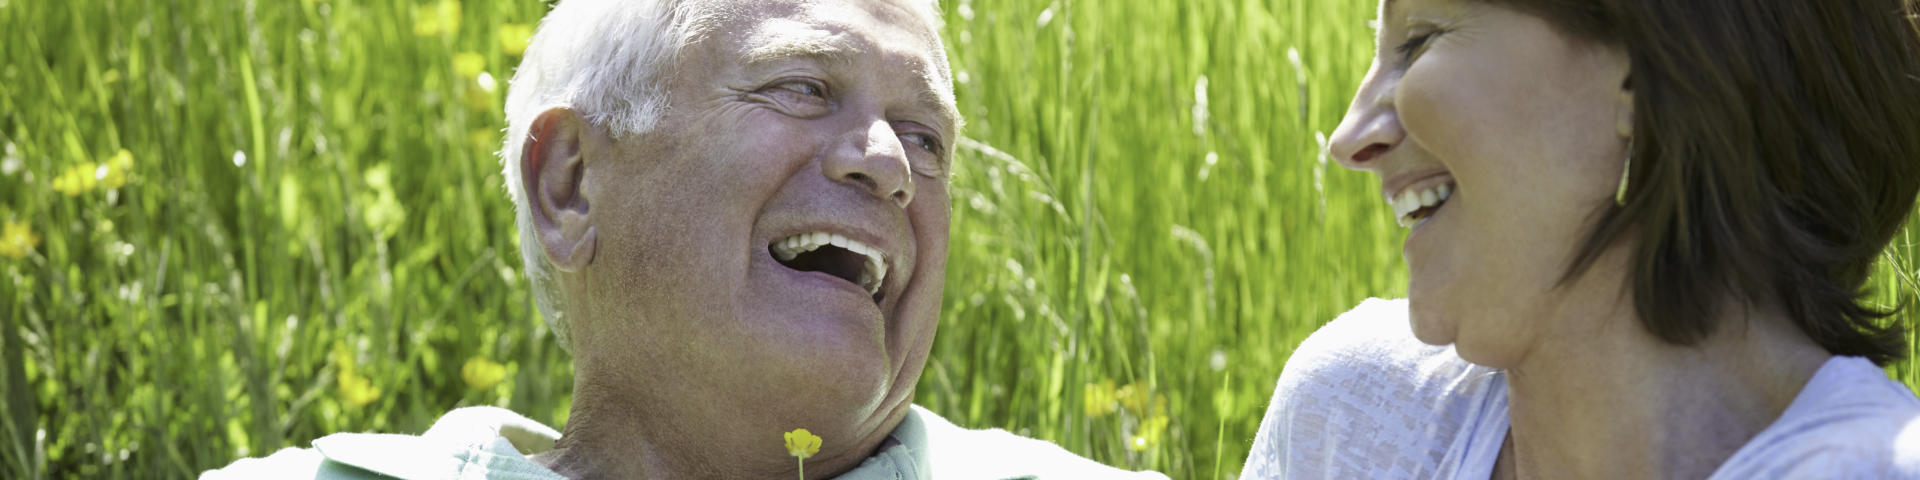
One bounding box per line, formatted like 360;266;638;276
502;0;727;349
500;0;946;349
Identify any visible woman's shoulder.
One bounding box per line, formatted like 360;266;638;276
1278;298;1488;392
1713;356;1920;479
1242;298;1509;479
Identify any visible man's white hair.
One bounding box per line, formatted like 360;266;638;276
500;0;946;349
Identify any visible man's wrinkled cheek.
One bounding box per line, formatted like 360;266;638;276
910;191;951;259
731;125;821;191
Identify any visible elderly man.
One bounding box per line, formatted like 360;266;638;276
204;0;1166;478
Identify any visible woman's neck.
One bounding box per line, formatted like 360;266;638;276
1500;300;1831;479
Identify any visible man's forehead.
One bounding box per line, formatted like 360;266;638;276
733;0;941;67
742;18;865;66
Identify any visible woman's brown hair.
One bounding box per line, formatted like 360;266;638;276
1487;0;1920;364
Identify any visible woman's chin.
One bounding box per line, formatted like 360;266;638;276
1406;301;1456;347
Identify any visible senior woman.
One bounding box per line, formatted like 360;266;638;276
1245;0;1920;478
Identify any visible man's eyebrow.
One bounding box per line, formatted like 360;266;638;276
915;86;962;139
743;31;861;67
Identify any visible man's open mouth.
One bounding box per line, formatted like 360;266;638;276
770;232;889;304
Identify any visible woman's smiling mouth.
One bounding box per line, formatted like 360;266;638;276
1389;179;1456;228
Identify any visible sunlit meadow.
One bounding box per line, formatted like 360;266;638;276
4;0;1918;478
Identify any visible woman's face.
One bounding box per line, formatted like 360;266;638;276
1329;0;1634;367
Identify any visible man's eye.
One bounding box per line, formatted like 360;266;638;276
897;131;946;177
901;132;941;153
774;80;825;98
755;79;830;116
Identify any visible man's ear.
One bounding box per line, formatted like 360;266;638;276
522;107;600;272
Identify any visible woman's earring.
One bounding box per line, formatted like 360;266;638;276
1614;140;1632;206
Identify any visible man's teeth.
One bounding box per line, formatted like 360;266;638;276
1391;182;1454;228
771;232;889;295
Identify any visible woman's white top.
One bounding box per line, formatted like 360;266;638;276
1241;298;1920;479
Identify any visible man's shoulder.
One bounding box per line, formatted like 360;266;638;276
909;405;1168;480
200;446;355;480
198;436;462;480
200;407;564;480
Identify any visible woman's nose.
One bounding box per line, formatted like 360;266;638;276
1328;66;1405;171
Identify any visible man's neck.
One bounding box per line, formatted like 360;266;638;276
530;397;707;480
1501;301;1830;479
530;380;906;480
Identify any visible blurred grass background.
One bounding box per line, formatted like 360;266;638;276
2;0;1916;478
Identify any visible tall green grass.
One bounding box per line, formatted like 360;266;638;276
1;0;1916;478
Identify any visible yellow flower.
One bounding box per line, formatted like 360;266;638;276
337;368;382;407
1084;380;1118;417
461;355;507;391
1116;383;1165;415
1;220;40;259
497;23;533;56
784;428;821;459
784;428;822;480
412;0;462;37
452;52;486;79
333;341;380;407
51;162;98;196
102;149;133;189
1129;415;1169;452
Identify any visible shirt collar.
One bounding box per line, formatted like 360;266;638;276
315;406;935;480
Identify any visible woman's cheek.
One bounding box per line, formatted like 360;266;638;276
1392;66;1445;148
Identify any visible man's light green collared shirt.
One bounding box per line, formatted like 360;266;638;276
202;405;1167;480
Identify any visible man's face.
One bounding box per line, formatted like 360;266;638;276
564;0;955;469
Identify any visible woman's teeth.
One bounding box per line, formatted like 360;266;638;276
1391;182;1454;228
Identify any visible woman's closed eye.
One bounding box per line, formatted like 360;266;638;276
1395;30;1441;63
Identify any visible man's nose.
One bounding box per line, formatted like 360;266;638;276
822;119;915;208
1327;66;1405;171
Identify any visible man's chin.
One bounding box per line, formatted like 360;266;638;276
730;374;904;467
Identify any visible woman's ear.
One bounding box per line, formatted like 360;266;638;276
522;107;600;272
